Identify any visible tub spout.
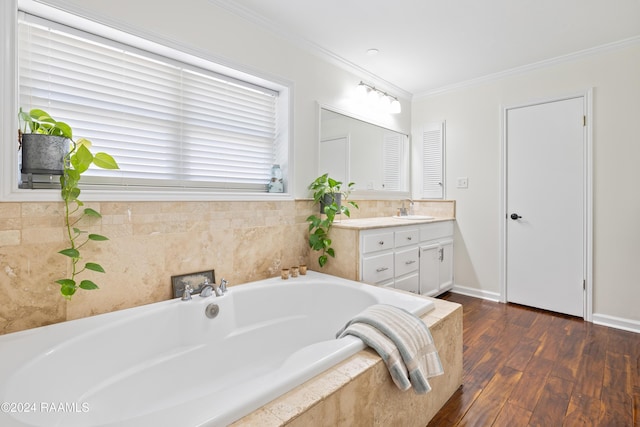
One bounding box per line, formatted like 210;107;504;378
200;278;213;297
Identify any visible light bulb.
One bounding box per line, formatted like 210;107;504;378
390;98;401;114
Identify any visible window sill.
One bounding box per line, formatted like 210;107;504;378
2;186;294;203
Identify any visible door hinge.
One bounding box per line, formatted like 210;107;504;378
582;115;586;127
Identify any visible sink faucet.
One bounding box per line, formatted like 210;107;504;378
399;199;414;216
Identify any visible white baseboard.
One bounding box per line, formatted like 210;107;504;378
450;284;501;302
592;313;640;334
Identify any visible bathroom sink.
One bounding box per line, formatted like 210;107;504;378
392;215;435;220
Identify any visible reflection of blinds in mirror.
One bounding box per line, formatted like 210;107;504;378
383;132;403;190
422;122;444;199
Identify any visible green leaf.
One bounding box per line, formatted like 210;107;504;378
55;279;75;286
88;234;108;241
55;121;73;139
84;208;102;218
318;254;328;268
72;144;93;173
79;280;99;290
93;152;119;170
58;248;80;258
85;262;105;273
60;282;77;297
326;248;335;258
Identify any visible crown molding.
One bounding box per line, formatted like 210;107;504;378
209;0;412;100
414;35;640;99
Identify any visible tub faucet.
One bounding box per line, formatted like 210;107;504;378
181;284;193;301
219;278;228;294
200;278;224;297
200;279;213;297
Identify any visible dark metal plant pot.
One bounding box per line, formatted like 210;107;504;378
320;193;342;213
21;134;69;175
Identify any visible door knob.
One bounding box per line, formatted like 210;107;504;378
510;213;522;220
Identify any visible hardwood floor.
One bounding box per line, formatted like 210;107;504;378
428;293;640;427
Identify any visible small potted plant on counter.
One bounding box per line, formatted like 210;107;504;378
306;173;358;267
19;108;120;299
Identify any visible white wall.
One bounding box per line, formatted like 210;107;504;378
412;42;640;327
28;0;412;198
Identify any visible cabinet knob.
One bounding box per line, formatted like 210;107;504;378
378;241;385;245
407;236;412;241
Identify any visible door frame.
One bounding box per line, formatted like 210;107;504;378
499;90;593;321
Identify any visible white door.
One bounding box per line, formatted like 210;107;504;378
506;97;585;317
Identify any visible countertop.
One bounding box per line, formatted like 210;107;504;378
332;216;455;230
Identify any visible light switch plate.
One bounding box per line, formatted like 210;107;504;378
457;177;468;188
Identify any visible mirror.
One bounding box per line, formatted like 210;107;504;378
319;108;410;194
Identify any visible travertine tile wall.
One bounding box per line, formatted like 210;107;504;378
0;199;454;335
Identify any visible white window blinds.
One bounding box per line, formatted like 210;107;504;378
422;122;445;199
18;12;283;192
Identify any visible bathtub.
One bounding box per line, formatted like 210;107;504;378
0;271;435;427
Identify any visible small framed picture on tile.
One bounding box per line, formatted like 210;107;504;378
171;269;215;298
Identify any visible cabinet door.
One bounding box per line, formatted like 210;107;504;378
419;243;440;296
439;238;454;291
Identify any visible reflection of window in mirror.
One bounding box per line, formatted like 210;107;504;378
319;108;409;193
382;131;408;191
421;121;446;199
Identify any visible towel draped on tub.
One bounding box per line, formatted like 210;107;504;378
336;304;443;394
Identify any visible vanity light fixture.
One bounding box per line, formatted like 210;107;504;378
356;81;401;114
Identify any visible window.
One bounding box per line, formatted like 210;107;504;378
16;7;290;196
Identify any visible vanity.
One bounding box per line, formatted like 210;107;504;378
320;215;455;297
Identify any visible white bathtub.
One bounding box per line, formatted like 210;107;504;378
0;271;434;427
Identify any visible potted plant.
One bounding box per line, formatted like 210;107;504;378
19;108;120;299
306;173;358;267
18;108;71;175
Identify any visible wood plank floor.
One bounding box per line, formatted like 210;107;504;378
428;293;640;427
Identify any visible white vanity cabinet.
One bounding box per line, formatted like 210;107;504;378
355;221;453;295
419;221;454;296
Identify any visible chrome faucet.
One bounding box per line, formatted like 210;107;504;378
200;278;224;297
181;284;193;301
399;199;414;216
219;278;228;294
200;278;213;297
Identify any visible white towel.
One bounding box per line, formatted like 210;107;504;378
336;304;443;393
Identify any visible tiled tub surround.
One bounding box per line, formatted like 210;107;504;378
0;199;454;335
234;297;462;426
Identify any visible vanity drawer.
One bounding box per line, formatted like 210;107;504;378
395;246;419;277
395;273;419;294
362;232;394;254
420;221;454;242
362;252;394;284
395;228;420;248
